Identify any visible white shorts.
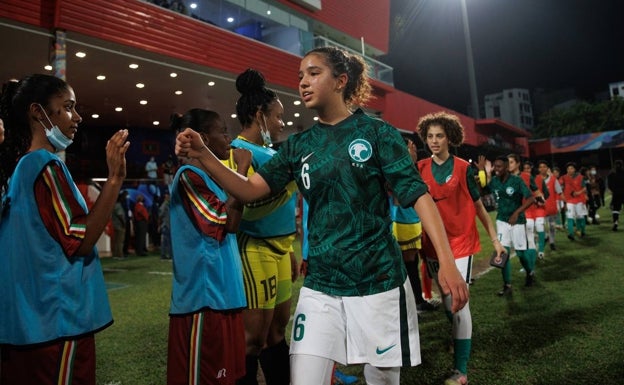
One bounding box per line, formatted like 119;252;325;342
566;202;588;219
425;255;472;283
290;279;421;367
496;220;527;250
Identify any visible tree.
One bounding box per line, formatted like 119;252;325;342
534;98;624;139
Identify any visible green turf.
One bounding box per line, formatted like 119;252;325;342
96;205;624;384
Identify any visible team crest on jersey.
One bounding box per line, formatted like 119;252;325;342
348;139;372;163
506;186;515;195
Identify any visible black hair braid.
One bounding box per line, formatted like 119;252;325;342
235;68;277;126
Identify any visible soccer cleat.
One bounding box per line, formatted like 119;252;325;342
550;243;556;251
567;235;575;241
613;224;618;232
445;370;468;385
525;271;535;287
497;284;512;296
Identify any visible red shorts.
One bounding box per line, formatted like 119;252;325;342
167;309;245;385
1;334;96;385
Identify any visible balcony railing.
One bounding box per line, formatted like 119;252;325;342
311;36;394;86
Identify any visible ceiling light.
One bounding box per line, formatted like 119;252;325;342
293;100;301;105
136;83;145;88
139;100;148;105
313;117;319;121
231;114;237;119
115;107;123;112
91;114;99;119
44;65;53;71
153;121;160;126
227;17;234;23
75;52;86;58
190;2;197;9
287;121;293;126
208;81;215;86
267;9;271;15
294;113;300;117
170;72;178;78
96;75;106;80
129;63;139;69
174;90;183;95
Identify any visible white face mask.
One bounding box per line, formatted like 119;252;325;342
37;104;73;151
260;115;273;148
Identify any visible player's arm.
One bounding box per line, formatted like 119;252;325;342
176;128;271;203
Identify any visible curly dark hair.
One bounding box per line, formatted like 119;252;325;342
305;47;372;109
0;74;70;192
235;68;279;127
416;111;464;147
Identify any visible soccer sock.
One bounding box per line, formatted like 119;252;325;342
237;354;259;385
577;217;586;234
259;339;290;385
567;218;575;236
613;212;619;225
454;339;472;375
405;260;425;304
502;247;512;284
538;231;546;253
420;261;433;300
548;218;556;243
516;250;531;273
528;249;537;271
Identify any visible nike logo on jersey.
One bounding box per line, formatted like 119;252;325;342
301;152;314;162
375;344;396;355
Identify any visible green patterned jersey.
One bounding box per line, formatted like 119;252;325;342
429;155;481;201
257;110;428;296
487;174;532;224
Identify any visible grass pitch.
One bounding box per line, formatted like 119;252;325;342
96;206;624;384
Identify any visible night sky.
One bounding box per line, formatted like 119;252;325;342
384;0;624;116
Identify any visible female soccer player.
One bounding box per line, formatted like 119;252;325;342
0;74;129;384
167;109;249;385
416;112;505;385
223;69;298;385
175;46;468;385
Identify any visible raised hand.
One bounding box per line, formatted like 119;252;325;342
106;129;130;181
175;128;207;159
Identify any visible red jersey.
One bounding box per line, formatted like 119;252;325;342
543;175;559;215
560;173;585;204
417;157;480;259
526;174;547;219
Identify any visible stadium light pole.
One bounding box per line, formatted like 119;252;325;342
460;0;480;119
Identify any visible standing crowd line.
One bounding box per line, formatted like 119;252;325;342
0;47;621;385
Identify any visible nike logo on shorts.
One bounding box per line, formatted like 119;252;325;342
375;344;396;355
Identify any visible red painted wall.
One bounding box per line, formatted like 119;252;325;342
0;0;54;27
380;87;478;144
276;0;390;53
55;0;303;91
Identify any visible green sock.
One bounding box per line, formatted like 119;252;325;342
577;217;586;233
567;218;575;236
538;231;545;253
516;250;531;273
454;338;472;374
